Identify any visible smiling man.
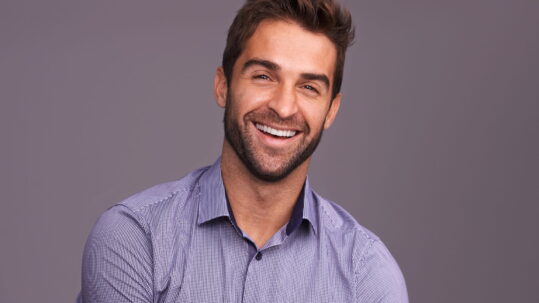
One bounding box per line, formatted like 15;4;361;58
78;0;408;302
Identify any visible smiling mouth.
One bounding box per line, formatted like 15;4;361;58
254;122;299;138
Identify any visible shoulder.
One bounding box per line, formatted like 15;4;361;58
313;192;409;303
80;166;210;301
84;164;209;252
106;166;208;232
84;165;210;262
313;191;380;253
119;166;208;214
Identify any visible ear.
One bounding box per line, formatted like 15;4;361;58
214;67;228;108
323;93;341;129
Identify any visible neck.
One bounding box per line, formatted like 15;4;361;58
220;140;310;249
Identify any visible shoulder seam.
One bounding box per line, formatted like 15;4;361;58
319;201;338;229
113;203;153;235
121;184;193;234
318;198;377;244
358;238;377;270
128;182;195;214
131;189;181;214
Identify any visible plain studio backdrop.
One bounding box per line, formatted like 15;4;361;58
1;0;538;302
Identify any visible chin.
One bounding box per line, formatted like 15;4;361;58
243;154;305;182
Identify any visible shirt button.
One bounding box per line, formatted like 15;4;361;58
255;252;263;261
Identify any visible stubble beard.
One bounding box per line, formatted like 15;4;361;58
223;92;324;182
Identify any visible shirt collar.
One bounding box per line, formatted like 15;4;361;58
197;157;318;235
197;158;229;224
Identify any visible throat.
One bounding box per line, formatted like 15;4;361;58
231;201;290;249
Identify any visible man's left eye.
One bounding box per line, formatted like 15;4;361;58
303;85;318;93
254;74;270;80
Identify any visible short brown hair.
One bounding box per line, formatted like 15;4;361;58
222;0;355;100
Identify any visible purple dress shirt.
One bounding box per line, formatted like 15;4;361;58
78;158;408;302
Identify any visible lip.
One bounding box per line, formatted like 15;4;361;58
251;121;301;148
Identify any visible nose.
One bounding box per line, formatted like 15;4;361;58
267;84;299;119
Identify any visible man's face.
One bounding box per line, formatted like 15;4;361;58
216;19;341;182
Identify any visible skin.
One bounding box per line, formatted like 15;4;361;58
213;19;342;249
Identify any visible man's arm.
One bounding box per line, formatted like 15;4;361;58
79;205;153;303
354;239;409;303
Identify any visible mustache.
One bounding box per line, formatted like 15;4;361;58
245;109;309;133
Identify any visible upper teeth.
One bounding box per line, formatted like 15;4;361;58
256;123;297;138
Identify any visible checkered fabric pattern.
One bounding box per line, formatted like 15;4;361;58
77;158;408;302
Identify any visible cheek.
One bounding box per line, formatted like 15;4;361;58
300;102;330;132
231;85;273;113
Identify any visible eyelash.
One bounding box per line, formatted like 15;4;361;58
303;85;318;93
253;74;271;80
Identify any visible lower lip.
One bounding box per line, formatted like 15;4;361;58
253;123;300;147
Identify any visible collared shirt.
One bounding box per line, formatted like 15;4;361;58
78;158;408;302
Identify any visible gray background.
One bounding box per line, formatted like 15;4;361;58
1;0;538;302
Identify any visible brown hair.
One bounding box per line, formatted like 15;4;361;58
222;0;355;100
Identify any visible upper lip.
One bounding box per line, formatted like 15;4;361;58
253;121;302;132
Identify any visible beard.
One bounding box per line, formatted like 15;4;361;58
223;92;324;182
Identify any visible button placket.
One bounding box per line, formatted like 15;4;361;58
242;250;266;303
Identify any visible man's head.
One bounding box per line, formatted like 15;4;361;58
214;0;354;182
222;0;355;100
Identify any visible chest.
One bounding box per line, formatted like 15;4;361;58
154;222;355;303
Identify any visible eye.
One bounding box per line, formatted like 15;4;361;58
253;74;271;80
303;84;319;94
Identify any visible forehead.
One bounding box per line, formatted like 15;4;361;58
236;19;337;80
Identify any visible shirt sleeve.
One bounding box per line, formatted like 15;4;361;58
79;205;153;303
354;239;409;303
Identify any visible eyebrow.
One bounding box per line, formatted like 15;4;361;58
242;58;330;90
242;59;280;72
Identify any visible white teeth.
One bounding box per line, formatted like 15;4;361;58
255;123;297;138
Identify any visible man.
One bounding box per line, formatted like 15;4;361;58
78;0;408;302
